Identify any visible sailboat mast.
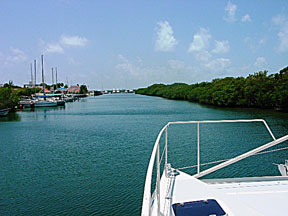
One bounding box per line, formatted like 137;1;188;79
30;63;33;85
41;55;45;96
52;67;54;93
55;67;58;90
34;59;37;95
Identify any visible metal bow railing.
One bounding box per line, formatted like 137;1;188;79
141;119;288;216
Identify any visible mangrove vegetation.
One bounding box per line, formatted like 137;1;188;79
135;66;288;110
0;81;41;110
0;88;19;110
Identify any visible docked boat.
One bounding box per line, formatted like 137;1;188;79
37;94;66;106
0;108;10;116
31;55;58;108
142;119;288;216
33;99;57;107
20;100;33;108
19;96;34;108
56;100;65;106
64;96;74;102
52;97;65;106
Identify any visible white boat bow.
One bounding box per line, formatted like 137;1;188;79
141;119;288;216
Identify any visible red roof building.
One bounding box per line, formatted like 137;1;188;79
68;86;80;93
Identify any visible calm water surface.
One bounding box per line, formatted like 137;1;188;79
1;94;288;215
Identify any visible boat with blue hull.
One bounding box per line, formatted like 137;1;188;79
142;119;288;216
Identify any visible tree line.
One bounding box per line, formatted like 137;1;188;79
0;88;19;110
0;82;89;109
135;66;288;110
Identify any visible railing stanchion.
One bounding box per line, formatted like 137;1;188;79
157;142;160;216
197;122;200;174
165;127;168;177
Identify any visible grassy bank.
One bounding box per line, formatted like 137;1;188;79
135;66;288;110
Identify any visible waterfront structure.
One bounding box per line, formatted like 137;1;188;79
23;83;42;88
36;89;52;94
56;87;68;94
68;86;80;93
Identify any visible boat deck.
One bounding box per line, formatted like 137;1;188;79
142;120;288;216
156;170;288;216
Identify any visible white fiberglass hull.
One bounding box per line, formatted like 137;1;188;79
142;119;288;216
34;101;57;107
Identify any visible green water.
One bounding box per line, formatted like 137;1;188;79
1;94;288;215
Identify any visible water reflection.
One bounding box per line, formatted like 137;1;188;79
0;112;21;122
18;106;65;113
32;106;66;113
10;106;66;121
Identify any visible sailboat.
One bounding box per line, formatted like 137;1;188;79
33;55;57;107
33;99;57;107
49;67;65;106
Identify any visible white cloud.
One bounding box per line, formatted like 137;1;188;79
112;54;236;88
278;31;288;52
167;59;198;81
155;21;178;52
194;51;212;62
45;43;64;53
10;48;25;55
272;14;288;52
3;47;27;64
116;54;139;78
136;56;143;65
205;58;231;71
114;55;199;85
40;34;88;54
254;57;267;69
188;29;230;63
224;1;237;22
241;14;251;22
168;59;185;70
60;35;88;47
115;55;178;86
67;57;80;65
188;28;211;52
259;38;266;45
212;40;230;53
272;14;287;25
244;37;266;52
117;54;129;63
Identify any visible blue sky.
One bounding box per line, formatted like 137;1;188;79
0;0;288;89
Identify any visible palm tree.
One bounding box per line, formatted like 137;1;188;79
4;80;14;88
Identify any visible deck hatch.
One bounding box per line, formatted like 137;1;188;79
172;199;226;216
